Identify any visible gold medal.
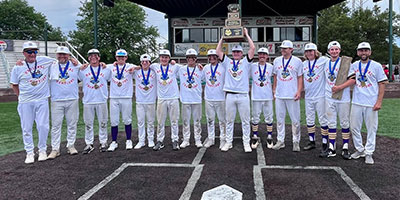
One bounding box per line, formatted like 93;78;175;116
282;74;287;79
308;77;313;82
144;86;149;91
188;83;193;88
330;76;335;82
117;82;122;87
31;80;37;86
260;82;264;87
94;84;99;89
162;80;167;85
210;80;215;85
59;78;66;83
232;72;237;77
361;81;366;87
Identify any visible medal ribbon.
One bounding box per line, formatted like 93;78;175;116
90;65;101;83
26;61;37;78
232;60;240;72
187;66;196;83
141;67;151;85
308;59;317;76
59;61;70;78
210;63;218;79
282;56;292;72
258;64;267;81
358;60;371;82
160;64;169;80
116;64;126;80
329;57;340;78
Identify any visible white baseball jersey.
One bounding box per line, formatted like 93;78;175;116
49;61;81;101
10;56;54;103
302;56;329;99
203;63;225;101
178;65;203;104
108;63;134;98
251;62;274;101
324;58;351;102
150;63;180;100
133;68;157;104
78;66;112;104
221;55;252;93
348;60;387;107
273;55;303;99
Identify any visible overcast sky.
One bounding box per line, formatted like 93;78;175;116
25;0;399;44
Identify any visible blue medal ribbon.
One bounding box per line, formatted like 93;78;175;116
59;61;70;78
26;61;37;78
329;57;340;80
232;60;240;72
210;63;218;80
160;64;169;80
308;59;317;77
358;60;371;82
116;64;126;80
141;67;151;86
187;66;196;84
282;56;292;73
258;64;267;81
90;65;101;83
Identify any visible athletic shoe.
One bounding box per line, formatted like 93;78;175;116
180;140;190;149
341;149;351;160
319;143;328;157
134;142;145;150
219;140;226;150
365;155;374;164
221;143;233;152
195;140;203;148
126;140;133;150
153;141;164;151
148;140;155;148
47;150;60;159
38;151;48;161
67;146;78;155
100;143;108;152
266;138;274;149
25;153;35;164
327;148;336;158
272;141;285;150
251;135;260;149
244;143;252;153
351;150;366;159
82;144;94;154
203;138;215;148
172;141;180;150
303;141;316;151
292;142;300;152
107;141;118;152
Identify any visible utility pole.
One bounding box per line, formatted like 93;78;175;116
93;0;98;48
389;0;393;81
44;23;48;56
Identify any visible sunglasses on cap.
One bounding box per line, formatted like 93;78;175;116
25;50;38;54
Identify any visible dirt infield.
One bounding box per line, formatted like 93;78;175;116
0;124;399;200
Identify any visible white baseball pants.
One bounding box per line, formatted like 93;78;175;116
136;103;156;144
156;99;180;142
225;93;250;144
83;103;108;145
205;100;226;141
275;98;301;143
350;104;378;155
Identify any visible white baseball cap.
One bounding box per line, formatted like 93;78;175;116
328;41;341;50
304;43;317;51
56;46;71;54
88;48;100;55
185;48;198;57
357;42;371;50
280;40;293;48
232;45;243;52
159;49;171;57
140;54;151;61
115;49;128;57
257;47;269;54
22;41;38;51
207;49;217;56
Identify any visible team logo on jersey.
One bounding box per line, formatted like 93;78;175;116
32;70;43;79
281;69;290;78
90;77;99;85
209;76;217;85
58;72;70;83
358;75;368;87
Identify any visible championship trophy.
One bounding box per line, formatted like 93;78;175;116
222;4;245;42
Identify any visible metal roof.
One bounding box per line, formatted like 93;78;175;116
129;0;345;17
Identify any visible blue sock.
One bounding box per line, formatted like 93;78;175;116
125;124;132;140
111;126;118;141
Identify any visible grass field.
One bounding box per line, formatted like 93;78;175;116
0;98;399;156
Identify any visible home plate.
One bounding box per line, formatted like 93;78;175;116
201;184;243;200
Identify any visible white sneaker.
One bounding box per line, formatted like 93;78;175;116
134;142;145;149
25;153;34;164
38;151;48;162
272;141;285;150
203;138;215;148
67;146;78;155
219;140;226;150
47;150;60;159
126;140;133;150
244;143;252;153
148;140;155;148
292;142;300;152
107;141;118;152
180;140;190;149
195;140;203;148
221;143;233;152
365;154;374;164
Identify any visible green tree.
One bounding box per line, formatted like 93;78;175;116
318;2;400;64
0;0;65;41
69;0;159;64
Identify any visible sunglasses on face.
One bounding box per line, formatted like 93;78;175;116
25;50;38;54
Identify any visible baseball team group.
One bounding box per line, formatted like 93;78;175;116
10;28;387;165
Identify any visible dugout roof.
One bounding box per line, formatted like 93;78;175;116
128;0;345;17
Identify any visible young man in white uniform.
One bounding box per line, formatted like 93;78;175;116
202;49;226;149
47;46;81;159
322;41;351;159
79;49;112;154
301;43;329;152
333;42;387;164
133;54;157;149
178;49;204;149
216;28;255;153
150;49;181;151
272;40;304;152
10;41;55;164
107;49;135;151
250;47;274;149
